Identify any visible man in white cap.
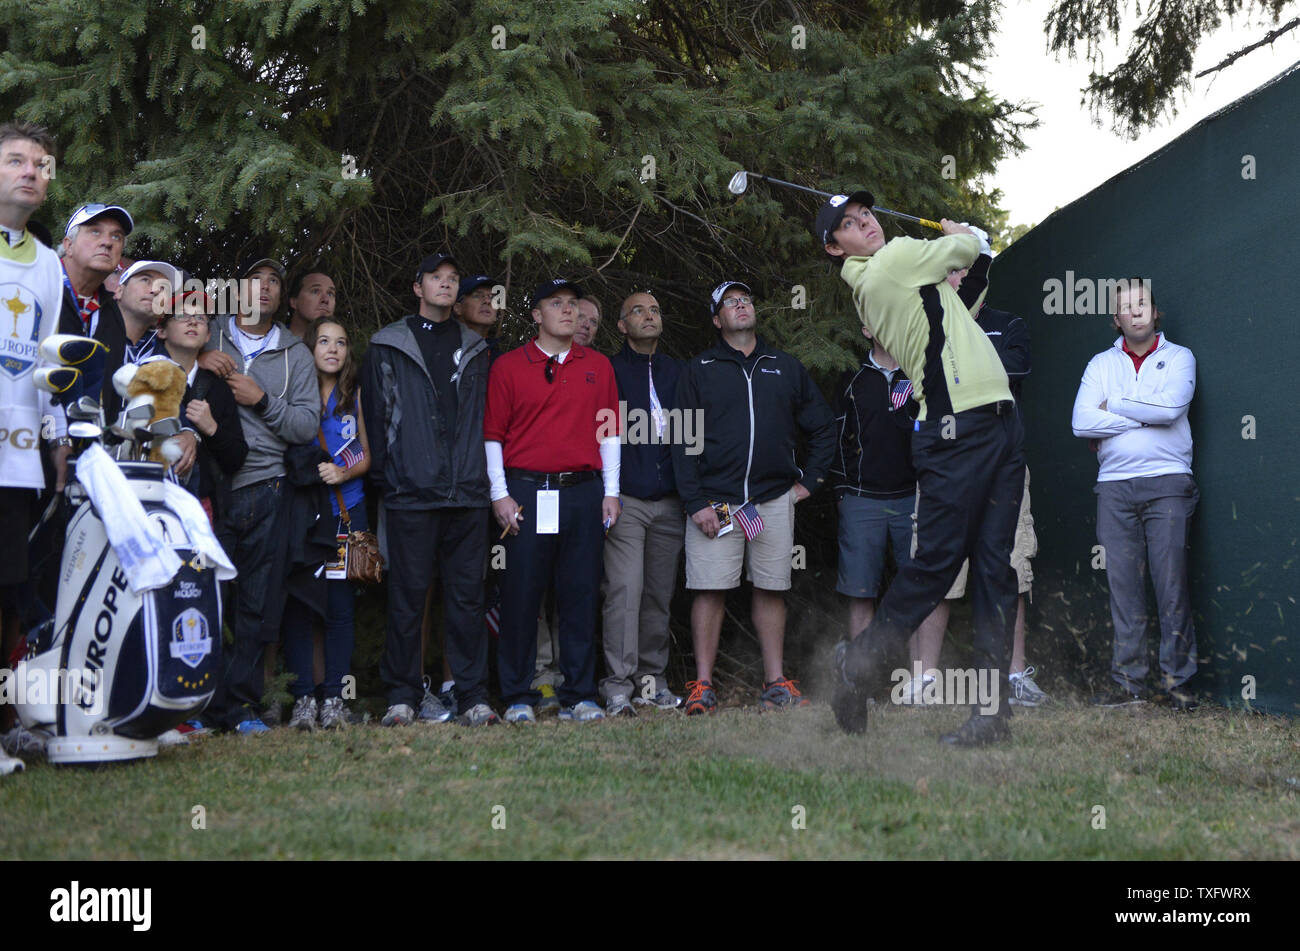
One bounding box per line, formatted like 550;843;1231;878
57;201;134;421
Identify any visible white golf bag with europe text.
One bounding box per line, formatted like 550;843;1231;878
15;461;223;764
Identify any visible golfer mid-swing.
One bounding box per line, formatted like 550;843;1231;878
817;191;1025;747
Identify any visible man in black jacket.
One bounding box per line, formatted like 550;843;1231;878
832;327;948;705
57;203;133;422
672;281;835;714
362;252;497;728
601;291;685;716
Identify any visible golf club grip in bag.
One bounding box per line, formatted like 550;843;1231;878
16;461;222;763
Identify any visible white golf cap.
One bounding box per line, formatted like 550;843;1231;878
64;202;134;237
119;259;180;289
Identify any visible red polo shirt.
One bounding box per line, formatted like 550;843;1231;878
484;340;620;471
1122;333;1162;374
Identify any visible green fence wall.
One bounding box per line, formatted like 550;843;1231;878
987;64;1300;714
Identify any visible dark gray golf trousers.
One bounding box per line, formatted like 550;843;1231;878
1095;473;1199;691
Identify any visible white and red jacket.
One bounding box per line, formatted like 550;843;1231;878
1071;333;1195;482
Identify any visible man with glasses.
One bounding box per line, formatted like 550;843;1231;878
672;281;835;714
484;279;621;724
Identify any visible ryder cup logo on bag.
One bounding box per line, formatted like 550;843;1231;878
0;282;43;379
170;608;213;668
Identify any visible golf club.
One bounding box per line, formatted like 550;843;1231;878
728;169;944;232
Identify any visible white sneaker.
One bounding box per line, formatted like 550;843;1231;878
606;694;637;718
290;695;318;731
897;674;937;705
0;750;24;775
504;703;537;724
381;703;415;727
559;700;606;722
156;729;189;747
1009;667;1049;707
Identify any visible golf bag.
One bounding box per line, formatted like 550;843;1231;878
14;461;222;764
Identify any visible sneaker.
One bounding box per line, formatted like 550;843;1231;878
234;717;271;735
381;703;416;727
831;641;869;735
1009;667;1049;707
261;703;282;728
456;703;501;726
438;684;459;719
0;750;23;775
319;697;349;730
759;678;811;711
897;674;937;705
1091;685;1147;707
559;700;606;722
157;728;189;747
2;725;49;755
504;703;537;724
418;677;452;723
939;712;1011;747
290;695;318;731
606;694;637;718
633;687;683;711
536;683;561;716
683;680;717;716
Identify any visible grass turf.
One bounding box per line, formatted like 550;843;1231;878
3;701;1296;860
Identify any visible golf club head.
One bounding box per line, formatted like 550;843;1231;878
39;334;107;367
110;397;156;441
148;417;183;439
33;366;80;399
112;362;139;399
727;170;749;195
66;395;101;422
68;421;102;440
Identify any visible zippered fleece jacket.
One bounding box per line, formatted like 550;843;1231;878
362;316;491;509
840;234;1011;421
671;335;835;516
206;317;320;490
1071;334;1195;482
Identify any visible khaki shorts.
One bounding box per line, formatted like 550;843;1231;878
913;469;1037;599
685;489;797;591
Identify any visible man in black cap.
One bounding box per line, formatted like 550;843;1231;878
453;272;501;358
363;253;499;727
672;281;835;715
815;191;1022;747
484;278;622;724
196;254;320;733
57;202;133;420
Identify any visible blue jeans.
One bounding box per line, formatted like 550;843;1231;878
283;506;367;700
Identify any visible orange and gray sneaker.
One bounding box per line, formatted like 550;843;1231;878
760;678;810;711
683;680;717;715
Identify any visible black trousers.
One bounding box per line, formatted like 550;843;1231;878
381;505;489;709
497;476;604;708
844;405;1025;712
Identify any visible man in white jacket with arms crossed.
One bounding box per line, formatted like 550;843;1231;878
1072;278;1198;709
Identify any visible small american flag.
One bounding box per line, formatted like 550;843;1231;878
733;500;765;541
335;437;365;470
485;604;500;639
890;379;914;411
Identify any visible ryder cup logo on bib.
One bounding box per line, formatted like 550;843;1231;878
170;608;214;668
0;282;43;380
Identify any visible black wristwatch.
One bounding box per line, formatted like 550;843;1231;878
254;392;270;414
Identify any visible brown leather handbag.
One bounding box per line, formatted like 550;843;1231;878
317;430;385;584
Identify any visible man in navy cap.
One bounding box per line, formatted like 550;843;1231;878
57;202;134;420
363;253;499;727
484;278;622;723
